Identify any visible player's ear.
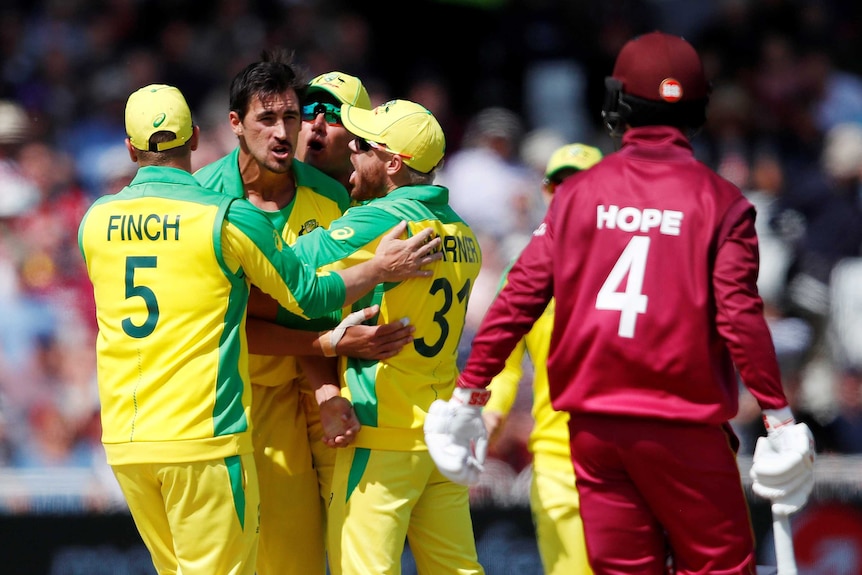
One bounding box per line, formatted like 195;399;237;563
386;153;405;176
190;125;200;152
125;138;139;163
229;111;243;137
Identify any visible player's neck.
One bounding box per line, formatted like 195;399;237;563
240;161;296;210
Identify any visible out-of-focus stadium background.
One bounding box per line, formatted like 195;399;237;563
1;1;862;573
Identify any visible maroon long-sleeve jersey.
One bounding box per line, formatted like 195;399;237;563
460;126;788;425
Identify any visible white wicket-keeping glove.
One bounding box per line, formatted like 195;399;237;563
750;408;815;515
424;387;491;486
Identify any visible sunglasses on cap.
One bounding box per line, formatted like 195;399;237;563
353;136;413;159
301;102;342;125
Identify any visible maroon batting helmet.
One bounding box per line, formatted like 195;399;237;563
603;31;710;136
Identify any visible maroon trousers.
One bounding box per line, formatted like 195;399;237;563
569;414;758;575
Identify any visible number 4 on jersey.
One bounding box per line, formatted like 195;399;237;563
595;236;649;338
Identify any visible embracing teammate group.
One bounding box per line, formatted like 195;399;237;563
79;31;814;575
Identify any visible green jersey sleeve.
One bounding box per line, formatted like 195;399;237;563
224;199;346;319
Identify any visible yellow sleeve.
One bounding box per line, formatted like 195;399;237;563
484;337;527;415
222;218;345;320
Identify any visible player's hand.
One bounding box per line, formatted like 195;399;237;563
333;305;414;360
319;395;361;448
750;421;815;515
372;221;441;283
424;387;491;485
481;410;506;444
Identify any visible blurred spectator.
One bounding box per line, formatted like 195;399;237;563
438;106;540;358
406;72;466;153
822;367;862;454
745;147;794;307
801;44;862;132
696;82;757;189
9;399;94;469
0;393;14;466
778;122;862;337
0;100;39;218
830;257;862;370
438;106;539;260
519;127;568;178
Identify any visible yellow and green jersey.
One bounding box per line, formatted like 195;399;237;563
78;166;347;465
292;185;482;451
195;150;350;386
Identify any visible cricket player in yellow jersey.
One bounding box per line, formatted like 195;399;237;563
195;55;410;575
483;143;603;575
291;99;485;575
78;84;441;575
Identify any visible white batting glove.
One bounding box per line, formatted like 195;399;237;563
424;387;491;486
750;413;815;515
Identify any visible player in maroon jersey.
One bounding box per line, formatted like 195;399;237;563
424;31;815;574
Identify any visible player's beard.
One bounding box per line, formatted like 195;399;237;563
349;166;387;203
262;147;293;175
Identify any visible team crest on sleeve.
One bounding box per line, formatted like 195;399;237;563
272;230;283;251
330;226;355;240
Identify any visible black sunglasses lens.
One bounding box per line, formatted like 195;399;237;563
355;137;371;152
302;102;341;123
318;103;340;124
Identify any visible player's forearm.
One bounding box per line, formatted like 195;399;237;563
336;260;385;306
245;318;322;356
298;355;342;403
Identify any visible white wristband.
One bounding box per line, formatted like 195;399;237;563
451;387;491;407
762;406;795;434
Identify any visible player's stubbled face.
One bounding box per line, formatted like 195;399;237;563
232;91;301;175
348;137;389;203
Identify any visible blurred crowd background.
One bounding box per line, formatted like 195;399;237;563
1;0;862;512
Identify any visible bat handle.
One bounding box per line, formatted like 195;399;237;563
772;505;798;575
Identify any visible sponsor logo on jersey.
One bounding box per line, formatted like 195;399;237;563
331;226;355;240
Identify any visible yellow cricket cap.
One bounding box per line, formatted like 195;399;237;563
341;99;445;174
125;84;193;152
545;143;603;180
308;71;372;109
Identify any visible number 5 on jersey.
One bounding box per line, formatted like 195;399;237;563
595;236;649;338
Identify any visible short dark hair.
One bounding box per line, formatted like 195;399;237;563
621;93;708;130
228;48;308;119
138;130;190;163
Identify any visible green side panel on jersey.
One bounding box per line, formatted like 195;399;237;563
213;195;252;436
345;447;371;503
345;357;381;427
226;455;246;529
214;271;250;435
